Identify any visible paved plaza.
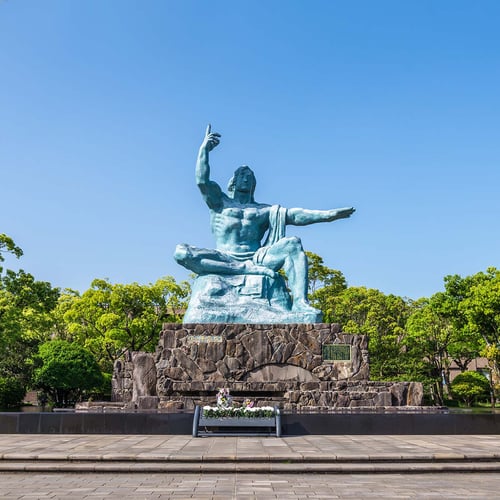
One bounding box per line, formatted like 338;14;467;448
1;471;500;499
0;434;499;498
1;434;500;466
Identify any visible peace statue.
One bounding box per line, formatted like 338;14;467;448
175;125;355;324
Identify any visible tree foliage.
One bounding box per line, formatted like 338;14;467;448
459;267;500;404
317;285;412;380
0;265;60;388
32;340;103;407
405;291;483;405
0;233;23;274
307;251;348;318
306;251;347;295
0;376;26;409
450;371;490;407
57;276;190;371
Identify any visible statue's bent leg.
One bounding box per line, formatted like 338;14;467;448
174;244;234;275
174;244;275;277
260;237;320;313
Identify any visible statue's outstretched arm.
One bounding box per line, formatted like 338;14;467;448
196;124;223;210
286;207;355;226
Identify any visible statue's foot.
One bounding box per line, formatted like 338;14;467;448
241;261;277;279
174;243;192;262
292;299;321;314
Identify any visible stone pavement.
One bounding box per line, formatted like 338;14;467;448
1;471;500;498
0;434;500;473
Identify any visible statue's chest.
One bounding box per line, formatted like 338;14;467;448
219;207;266;229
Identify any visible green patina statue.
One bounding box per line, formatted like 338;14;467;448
174;125;355;324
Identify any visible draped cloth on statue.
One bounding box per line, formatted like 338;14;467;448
253;204;287;264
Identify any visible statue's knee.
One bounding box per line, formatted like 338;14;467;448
283;236;303;252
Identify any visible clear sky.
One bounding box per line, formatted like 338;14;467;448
1;0;499;300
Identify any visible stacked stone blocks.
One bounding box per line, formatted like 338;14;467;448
112;323;423;411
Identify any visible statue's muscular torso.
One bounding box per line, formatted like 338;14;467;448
209;200;271;254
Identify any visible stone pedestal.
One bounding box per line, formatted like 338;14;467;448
112;323;424;411
152;323;422;410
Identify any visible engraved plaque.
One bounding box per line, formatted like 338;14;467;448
186;335;223;344
322;344;351;362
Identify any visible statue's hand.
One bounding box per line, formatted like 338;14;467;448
333;207;355;220
201;124;221;152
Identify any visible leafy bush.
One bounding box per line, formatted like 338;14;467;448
86;372;112;401
450;371;490;407
32;340;103;407
0;377;25;409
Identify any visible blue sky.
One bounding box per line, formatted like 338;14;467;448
1;0;499;300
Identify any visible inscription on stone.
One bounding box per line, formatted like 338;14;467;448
186;335;223;344
322;344;351;362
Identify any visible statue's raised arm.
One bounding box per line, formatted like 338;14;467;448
196;124;224;210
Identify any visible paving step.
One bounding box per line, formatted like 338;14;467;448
1;460;500;473
1;453;499;463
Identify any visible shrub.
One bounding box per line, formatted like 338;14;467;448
86;372;113;401
450;371;490;407
32;340;103;407
0;377;25;409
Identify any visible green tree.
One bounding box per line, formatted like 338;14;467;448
32;340;103;407
0;233;23;274
1;269;59;339
405;299;449;404
306;251;348;316
405;292;483;406
437;274;485;372
0;376;26;409
320;286;412;380
306;251;347;295
0;269;60;388
57;276;190;371
460;267;500;405
450;371;490;407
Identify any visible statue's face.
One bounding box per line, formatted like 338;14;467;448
233;167;255;193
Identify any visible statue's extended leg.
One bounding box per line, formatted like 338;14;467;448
261;237;321;314
174;244;276;278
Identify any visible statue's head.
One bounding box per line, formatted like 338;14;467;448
227;166;256;200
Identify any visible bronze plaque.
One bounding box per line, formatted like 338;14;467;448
322;344;351;361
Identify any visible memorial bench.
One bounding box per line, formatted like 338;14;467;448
192;405;282;437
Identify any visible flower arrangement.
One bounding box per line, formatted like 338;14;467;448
202;405;275;419
202;389;274;419
216;388;232;408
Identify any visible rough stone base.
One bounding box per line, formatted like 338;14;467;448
122;323;424;410
155;323;369;389
137;396;159;410
112;323;424;411
156;380;423;411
